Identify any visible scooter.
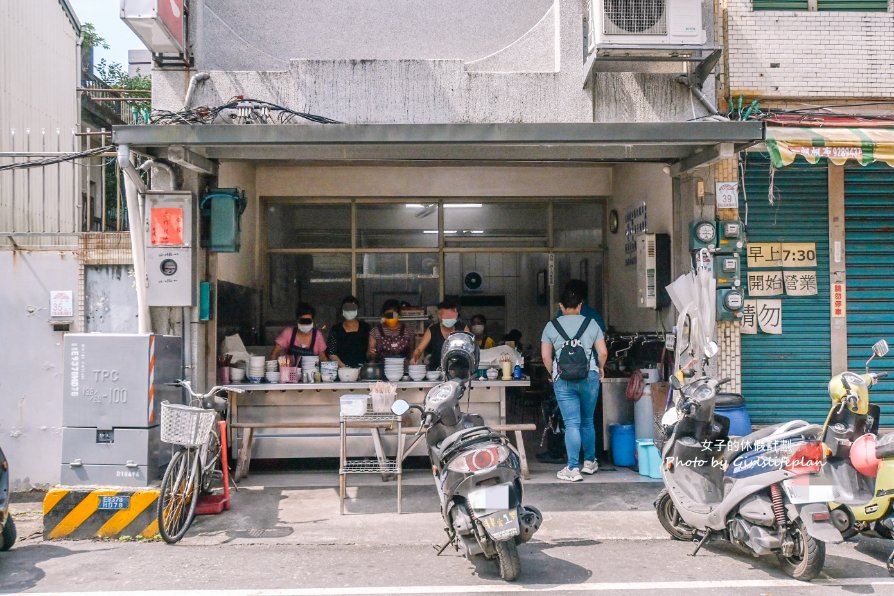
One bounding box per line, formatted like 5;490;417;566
0;443;15;551
820;341;894;569
655;345;842;581
391;332;542;582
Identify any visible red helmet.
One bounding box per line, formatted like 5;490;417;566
850;433;880;477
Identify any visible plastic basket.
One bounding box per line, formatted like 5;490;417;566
370;392;396;414
280;366;299;383
160;402;216;447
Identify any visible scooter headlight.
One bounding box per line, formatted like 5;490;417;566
447;445;511;474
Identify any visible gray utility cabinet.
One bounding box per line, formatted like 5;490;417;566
62;334;183;487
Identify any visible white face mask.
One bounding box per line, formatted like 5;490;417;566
471;324;485;335
297;323;314;333
342;309;358;321
441;318;457;328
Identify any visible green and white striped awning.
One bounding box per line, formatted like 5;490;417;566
766;126;894;168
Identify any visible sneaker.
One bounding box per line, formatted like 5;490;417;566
557;467;583;482
581;460;599;475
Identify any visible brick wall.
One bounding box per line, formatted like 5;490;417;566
727;1;894;97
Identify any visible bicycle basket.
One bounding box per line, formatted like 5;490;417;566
160;402;216;447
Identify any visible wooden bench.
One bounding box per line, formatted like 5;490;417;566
230;421;395;481
401;424;537;479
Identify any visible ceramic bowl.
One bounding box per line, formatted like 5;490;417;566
426;371;442;381
338;367;360;382
320;373;336;382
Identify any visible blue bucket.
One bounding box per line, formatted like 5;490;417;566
636;439;653;476
610;423;637;467
646;444;663;479
716;405;753;437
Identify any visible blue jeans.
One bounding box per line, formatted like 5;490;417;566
553;370;600;470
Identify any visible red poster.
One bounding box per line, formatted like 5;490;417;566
158;0;184;49
151;207;184;246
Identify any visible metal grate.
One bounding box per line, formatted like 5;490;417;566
341;459;400;474
603;0;667;35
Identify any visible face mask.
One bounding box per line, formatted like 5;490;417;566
343;309;358;321
383;314;400;328
441;318;457;328
471;324;485;335
297;323;313;333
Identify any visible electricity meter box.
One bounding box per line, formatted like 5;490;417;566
717;220;744;254
713;255;741;288
201;188;246;253
690;220;717;251
62;333;182;487
718;288;744;321
636;233;671;309
145;191;194;307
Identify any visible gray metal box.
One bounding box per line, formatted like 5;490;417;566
61;426;169;467
63;334;183;428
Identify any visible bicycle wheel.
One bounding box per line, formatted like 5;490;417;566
157;448;200;544
200;425;221;494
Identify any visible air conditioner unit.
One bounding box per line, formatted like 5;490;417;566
636;233;671;310
588;0;706;51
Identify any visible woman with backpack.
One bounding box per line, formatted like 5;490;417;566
540;287;608;482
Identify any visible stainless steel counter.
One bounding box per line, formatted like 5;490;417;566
225;379;530;460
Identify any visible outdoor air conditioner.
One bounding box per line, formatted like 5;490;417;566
588;0;706;51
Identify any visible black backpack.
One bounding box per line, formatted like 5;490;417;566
552;317;594;381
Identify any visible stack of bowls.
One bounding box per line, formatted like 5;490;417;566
408;364;427;382
248;356;266;383
338;367;360;382
265;370;280;383
320;361;338;382
230;363;246;383
425;370;442;382
300;356;320;374
384;358;405;382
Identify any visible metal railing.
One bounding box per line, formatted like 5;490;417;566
79;72;150;127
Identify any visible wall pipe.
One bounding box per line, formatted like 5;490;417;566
675;75;723;118
138;159;176;191
183;72;210;110
117;144;151;334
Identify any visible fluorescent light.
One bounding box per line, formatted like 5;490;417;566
423;230;457;234
471;230;485;234
404;203;482;209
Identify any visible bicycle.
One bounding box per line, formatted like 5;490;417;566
156;380;243;544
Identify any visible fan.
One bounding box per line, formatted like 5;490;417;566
603;0;667;35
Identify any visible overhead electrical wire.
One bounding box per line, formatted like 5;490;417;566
0;145;114;173
149;97;340;126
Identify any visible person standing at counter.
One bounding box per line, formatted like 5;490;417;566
326;295;371;368
541;287;608;482
556;279;606;333
411;300;470;369
271;302;329;360
368;299;415;362
470;314;495;349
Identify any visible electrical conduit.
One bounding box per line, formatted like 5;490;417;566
117;144;151;334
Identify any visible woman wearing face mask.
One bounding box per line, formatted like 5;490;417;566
271;302;329;361
411;299;470;369
326;296;371;368
470;314;495;349
368;299;415;362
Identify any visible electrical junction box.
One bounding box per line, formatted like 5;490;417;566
714;255;740;288
717;288;744;321
690;220;716;251
145;191;194;306
60;426;169;487
201;188;246;253
636;233;671;309
717;220;744;254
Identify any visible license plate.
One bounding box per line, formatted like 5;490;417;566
782;477;835;504
468;484;509;513
479;509;519;540
98;495;130;511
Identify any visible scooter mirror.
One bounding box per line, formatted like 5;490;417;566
391;399;411;416
670;375;684;391
873;340;889;358
704;341;720;359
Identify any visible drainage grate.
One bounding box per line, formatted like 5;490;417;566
603;0;667;35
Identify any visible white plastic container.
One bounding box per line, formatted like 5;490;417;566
370;392;396;413
340;394;368;416
634;384;655;440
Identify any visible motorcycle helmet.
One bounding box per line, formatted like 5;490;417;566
828;372;870;415
850;433;880;477
440;331;479;381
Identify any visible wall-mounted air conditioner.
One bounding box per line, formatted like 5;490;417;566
588;0;706;51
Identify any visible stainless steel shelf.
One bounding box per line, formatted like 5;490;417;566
341;411;401;423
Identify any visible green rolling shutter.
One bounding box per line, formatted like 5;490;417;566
817;0;888;10
753;0;808;10
740;154;831;424
845;162;894;426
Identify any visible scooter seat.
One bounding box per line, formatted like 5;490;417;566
723;423;785;465
876;433;894;459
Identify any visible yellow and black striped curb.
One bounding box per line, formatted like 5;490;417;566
43;487;160;540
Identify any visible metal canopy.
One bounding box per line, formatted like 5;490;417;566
113;122;763;170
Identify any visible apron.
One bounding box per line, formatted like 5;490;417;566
376;323;411;360
425;322;460;370
286;327;319;358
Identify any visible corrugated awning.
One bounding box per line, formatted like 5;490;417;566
766;126;894;169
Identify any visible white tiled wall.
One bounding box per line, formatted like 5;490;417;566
728;1;894;97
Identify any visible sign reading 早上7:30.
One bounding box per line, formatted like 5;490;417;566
746;242;817;269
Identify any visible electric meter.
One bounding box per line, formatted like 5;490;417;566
713;255;740;288
718;288;744;321
690;220;717;251
717;220;744;253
